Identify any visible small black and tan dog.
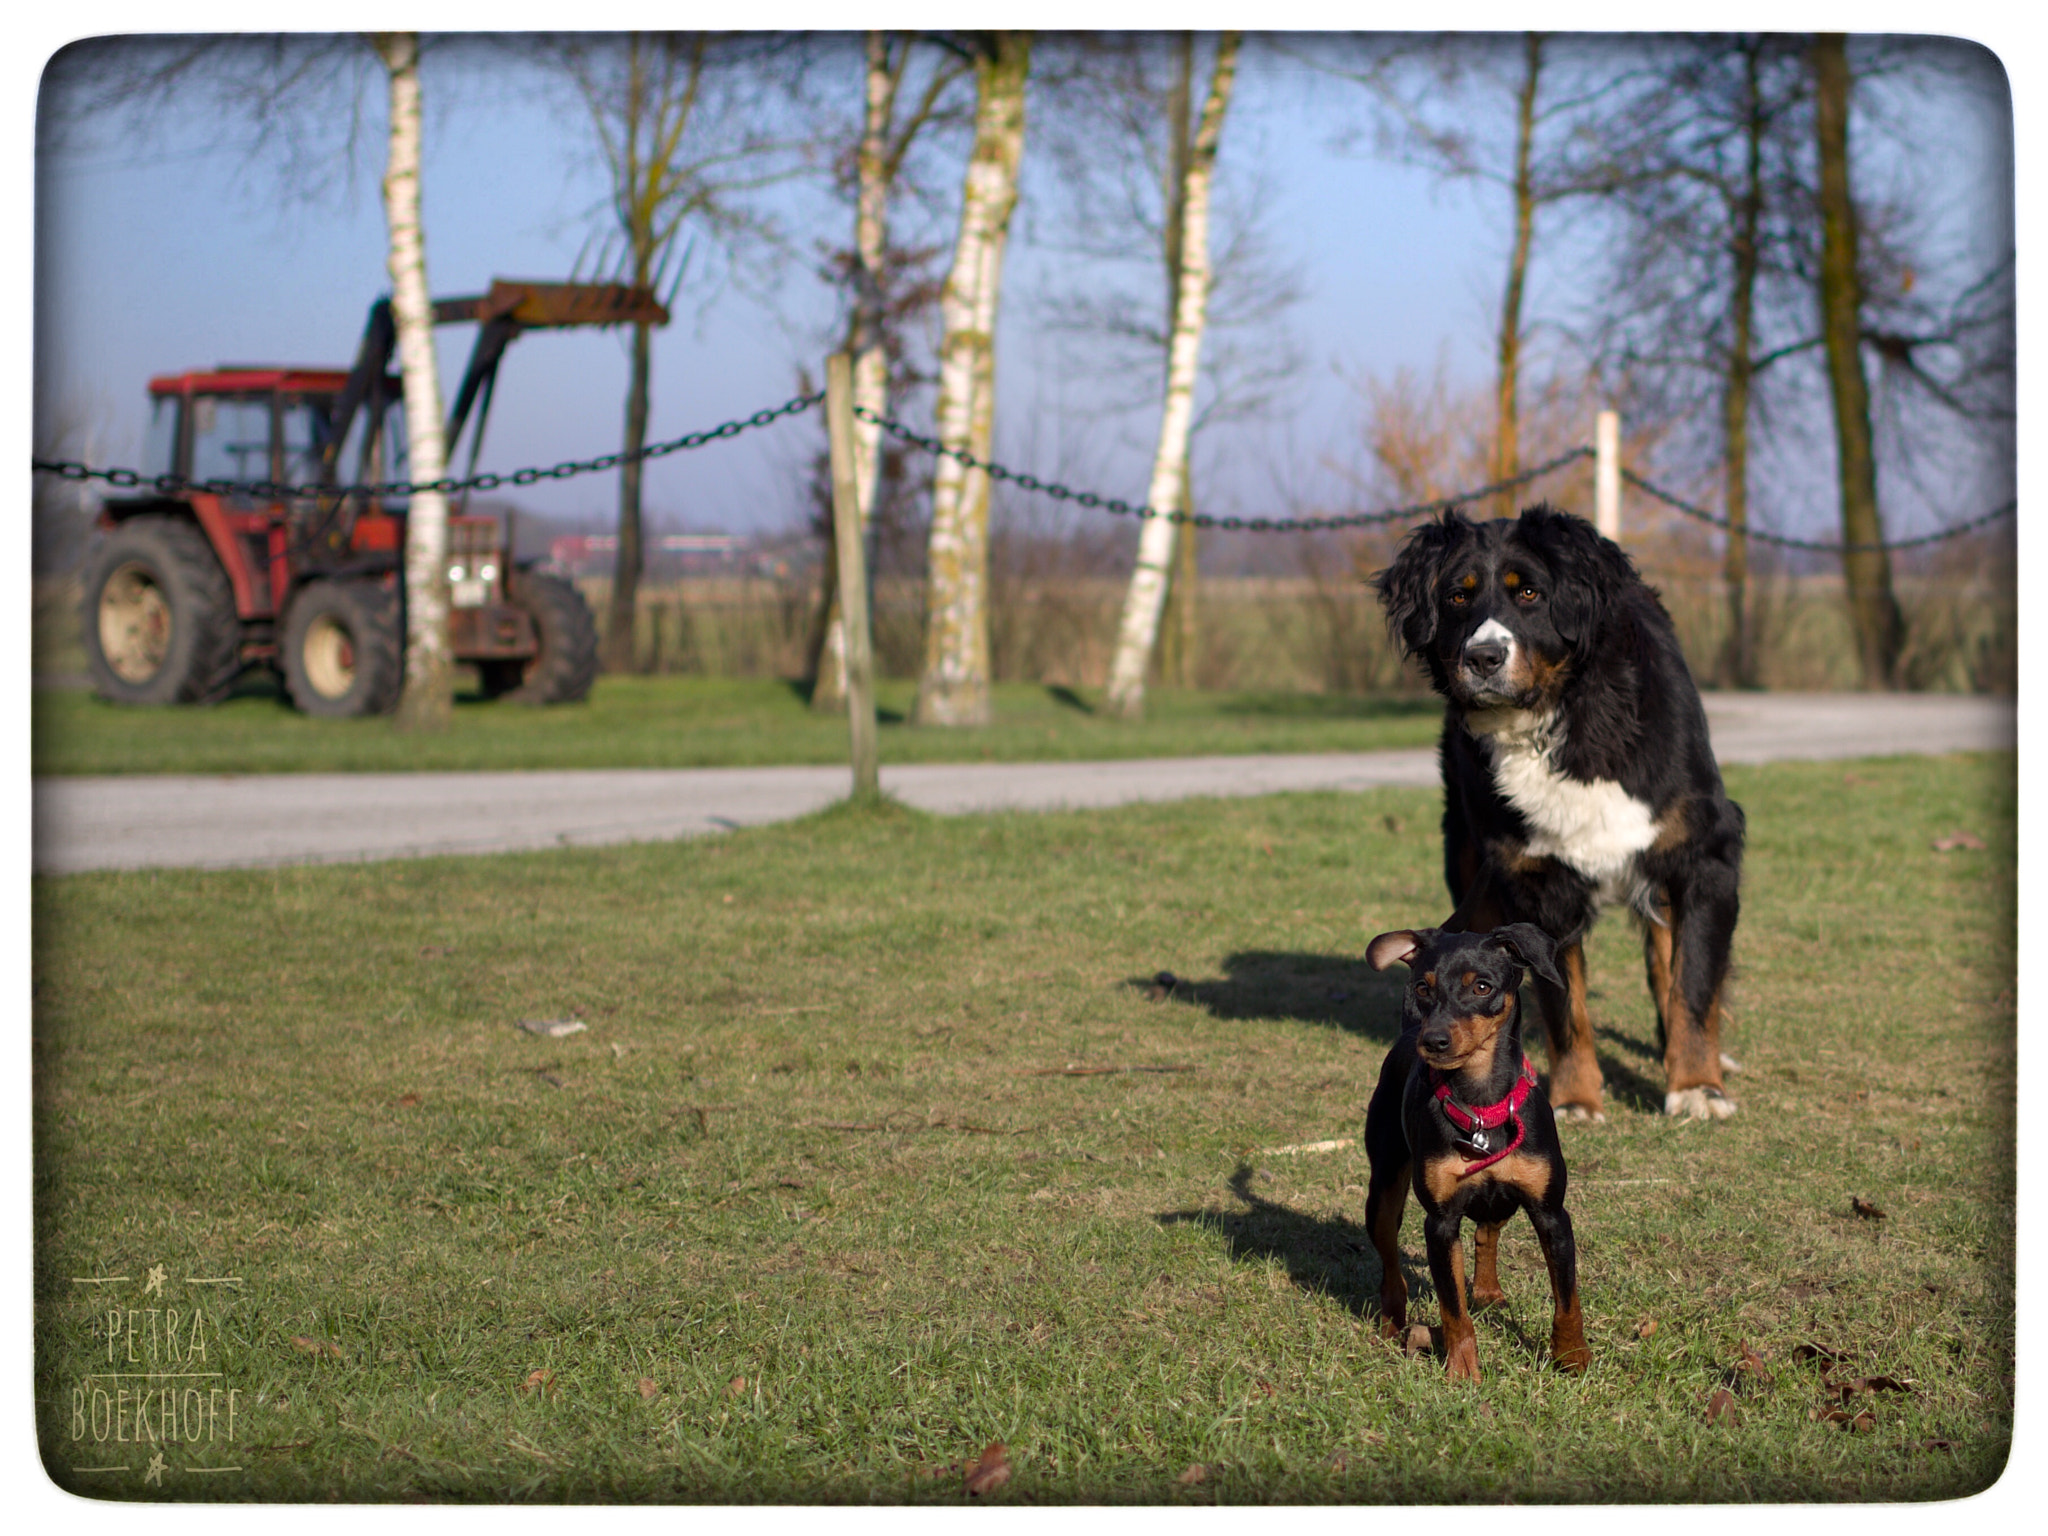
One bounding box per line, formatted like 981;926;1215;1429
1362;922;1589;1384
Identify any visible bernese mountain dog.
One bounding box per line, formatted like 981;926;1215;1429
1373;503;1745;1123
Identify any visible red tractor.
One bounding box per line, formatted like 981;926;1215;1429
81;279;667;716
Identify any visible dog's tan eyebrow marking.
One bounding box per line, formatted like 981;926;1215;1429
1502;570;1521;587
1457;572;1479;591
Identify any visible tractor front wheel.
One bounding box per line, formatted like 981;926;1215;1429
81;514;240;705
479;571;599;704
281;579;402;717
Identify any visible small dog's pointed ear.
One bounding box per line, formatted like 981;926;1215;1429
1367;929;1431;971
1488;923;1562;987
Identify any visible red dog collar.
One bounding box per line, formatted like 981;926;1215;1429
1431;1056;1537;1178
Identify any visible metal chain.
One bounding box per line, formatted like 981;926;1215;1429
32;380;2013;555
29;389;825;501
857;405;1592;532
1620;467;2016;555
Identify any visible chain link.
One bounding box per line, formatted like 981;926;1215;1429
30;389;825;502
1620;468;2015;555
858;405;1592;532
32;382;2013;555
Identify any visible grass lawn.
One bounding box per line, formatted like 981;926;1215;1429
31;674;1442;777
32;752;2013;1503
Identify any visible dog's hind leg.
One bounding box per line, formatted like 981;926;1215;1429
1533;941;1605;1122
1471;1222;1508;1308
1641;894;1674;1056
1660;864;1739;1120
1365;1162;1411;1339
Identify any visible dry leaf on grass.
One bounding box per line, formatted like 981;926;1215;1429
1813;1405;1877;1432
396;1093;421;1107
1145;971;1179;1001
1736;1340;1773;1387
1635;1319;1658;1339
1932;831;1985;852
1850;1197;1887;1220
519;1369;556;1397
289;1335;343;1359
726;1376;748;1399
1177;1463;1208;1486
1706;1389;1739;1426
637;1378;659;1400
963;1441;1011;1496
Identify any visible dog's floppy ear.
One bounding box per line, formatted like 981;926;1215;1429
1514;503;1638;652
1367;928;1434;971
1487;923;1562;988
1371;511;1473;657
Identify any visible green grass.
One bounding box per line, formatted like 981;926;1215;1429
32;753;2013;1502
31;674;1442;777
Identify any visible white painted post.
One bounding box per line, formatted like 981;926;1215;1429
826;353;879;799
1595;409;1621;541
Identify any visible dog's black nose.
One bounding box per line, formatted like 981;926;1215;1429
1420;1029;1451;1054
1464;638;1508;675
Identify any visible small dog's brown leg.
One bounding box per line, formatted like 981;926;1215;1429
1528;1204;1589;1373
1424;1212;1481;1383
1366;1162;1410;1338
1471;1222;1507;1308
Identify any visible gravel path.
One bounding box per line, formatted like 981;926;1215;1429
32;692;2013;875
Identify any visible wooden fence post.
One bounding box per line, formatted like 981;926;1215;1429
1595;409;1621;541
825;353;879;798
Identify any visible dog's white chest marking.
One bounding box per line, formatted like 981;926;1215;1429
1467;709;1656;899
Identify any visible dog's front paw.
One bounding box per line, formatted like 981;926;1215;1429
1557;1103;1607;1125
1665;1086;1738;1120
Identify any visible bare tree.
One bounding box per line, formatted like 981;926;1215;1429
809;32;972;713
1103;31;1241;719
372;32;455;730
553;32;811;674
1592;36;1815;687
913;31;1031;728
1330;34;1638;513
1812;32;1903;689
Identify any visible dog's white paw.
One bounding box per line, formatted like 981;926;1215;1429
1558;1104;1607;1125
1719;1052;1744;1074
1665;1086;1739;1121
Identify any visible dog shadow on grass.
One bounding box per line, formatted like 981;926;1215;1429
1155;1165;1425;1319
1131;952;1408;1045
1155;1169;1563;1368
1133;958;1672;1112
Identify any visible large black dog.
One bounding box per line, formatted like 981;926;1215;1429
1373;504;1745;1122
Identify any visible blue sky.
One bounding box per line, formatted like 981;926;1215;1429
26;18;2020;554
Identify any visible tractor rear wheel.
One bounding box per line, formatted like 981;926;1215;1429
479;572;599;704
81;514;241;705
281;579;402;717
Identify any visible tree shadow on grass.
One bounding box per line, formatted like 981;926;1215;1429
1127;951;1407;1045
1155;1165;1426;1319
1045;684;1093;714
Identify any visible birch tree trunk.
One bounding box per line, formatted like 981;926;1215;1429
1102;31;1239;721
1812;33;1900;690
1492;31;1543;518
814;30;897;713
374;31;454;732
912;32;1029;728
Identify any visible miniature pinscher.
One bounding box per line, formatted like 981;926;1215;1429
1362;923;1590;1383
